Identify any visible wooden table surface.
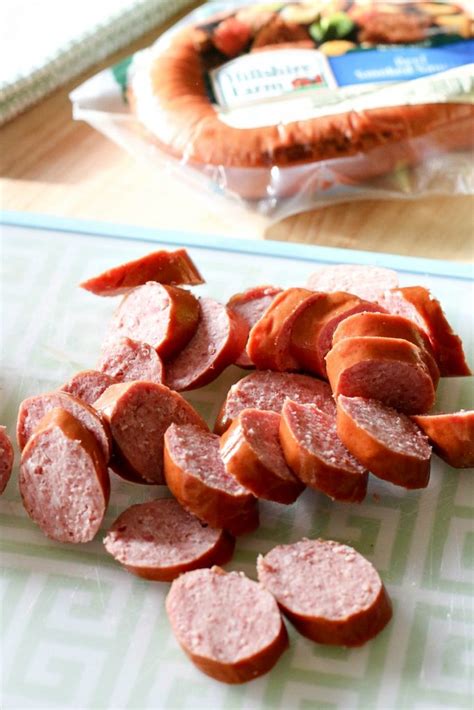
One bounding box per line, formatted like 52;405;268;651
1;5;473;262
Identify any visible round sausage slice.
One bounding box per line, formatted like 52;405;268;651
411;411;474;468
0;426;14;495
247;288;323;371
306;264;399;301
166;298;249;391
59;370;119;406
227;285;282;368
214;370;335;435
104;498;235;581
17;391;111;461
94;381;207;484
290;291;385;377
332;312;440;386
164;424;258;536
19;408;110;543
80;248;204;296
377;286;471;377
105;282;200;360
257;539;392;647
337;395;432;489
166;567;288;683
280;400;368;503
325;336;436;414
98;337;164;384
220;409;304;504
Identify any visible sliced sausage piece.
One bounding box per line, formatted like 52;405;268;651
220;409;304;504
377;286;471;377
94;381;207;484
0;426;14;495
215;370;335;435
166;567;288;683
104;498;235;581
290;291;385;377
166;298;248;391
325;337;436;414
164;424;258;536
59;370;119;406
79;248;204;296
257;539;392;647
411;411;474;468
17;391;111;461
280;400;368;502
337;395;431;489
19;408;109;543
332;312;440;386
227;285;282;368
306;265;399;301
98;337;164;384
105;283;200;360
247;288;323;371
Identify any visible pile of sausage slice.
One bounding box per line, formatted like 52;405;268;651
4;248;473;684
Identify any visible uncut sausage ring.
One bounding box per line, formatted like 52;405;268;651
128;1;474;199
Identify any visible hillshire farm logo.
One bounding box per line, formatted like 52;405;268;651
211;49;334;109
229;61;326;95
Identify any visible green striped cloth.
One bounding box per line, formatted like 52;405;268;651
0;0;196;125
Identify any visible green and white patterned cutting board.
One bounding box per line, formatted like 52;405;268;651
1;217;473;709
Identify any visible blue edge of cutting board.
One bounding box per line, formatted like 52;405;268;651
1;210;472;282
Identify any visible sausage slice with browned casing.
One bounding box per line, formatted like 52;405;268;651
280;400;368;503
164;423;258;536
19;408;109;543
94;381;207;484
220;409;304;504
104;498;234;581
80;248;204;296
337;395;432;489
257;539;392;646
166;567;288;683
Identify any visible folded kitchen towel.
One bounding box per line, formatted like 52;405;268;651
0;0;196;125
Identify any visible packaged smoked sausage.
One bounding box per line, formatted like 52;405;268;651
72;1;474;218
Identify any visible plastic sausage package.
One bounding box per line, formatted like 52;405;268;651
71;0;474;221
